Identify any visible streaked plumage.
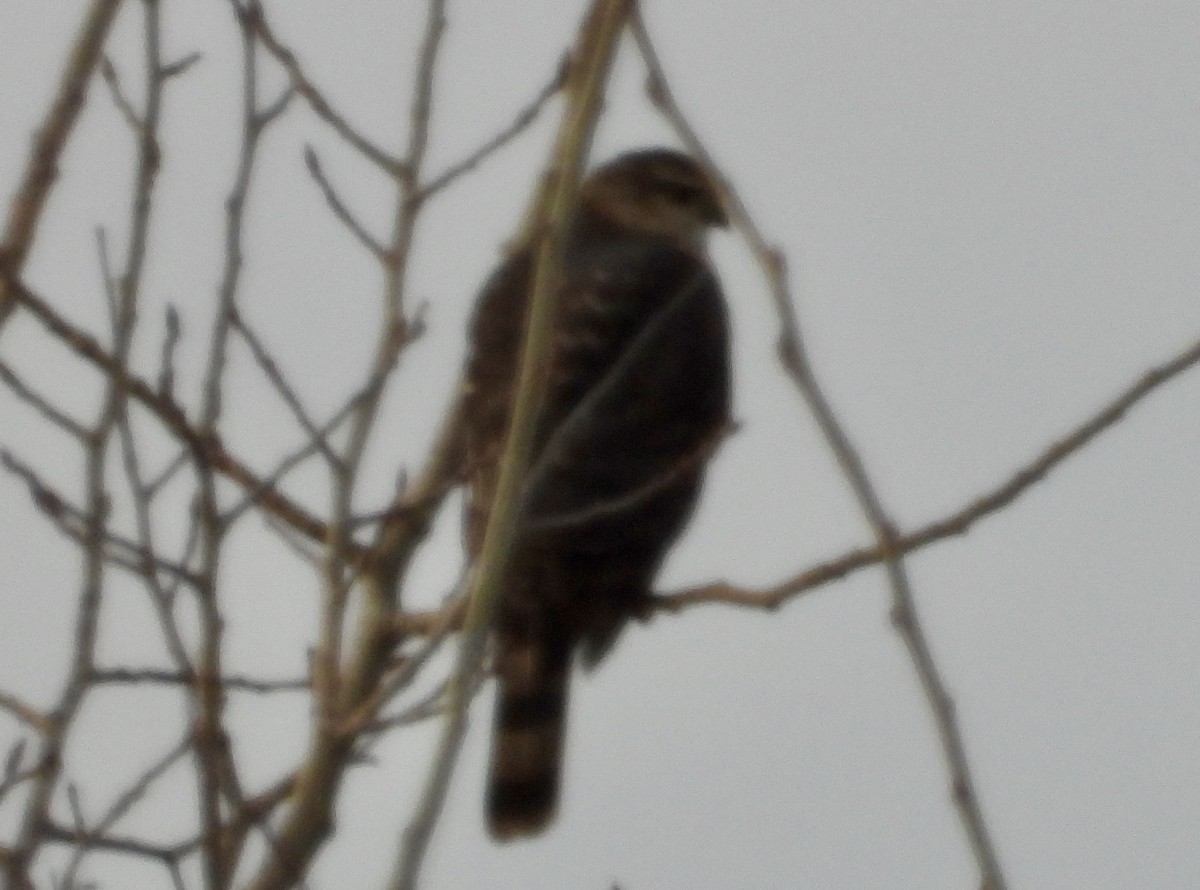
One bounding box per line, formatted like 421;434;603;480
463;148;732;839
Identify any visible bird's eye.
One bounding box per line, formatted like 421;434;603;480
662;183;699;204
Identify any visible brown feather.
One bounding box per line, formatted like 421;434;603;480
487;627;570;838
463;148;731;839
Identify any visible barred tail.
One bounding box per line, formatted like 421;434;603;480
487;629;571;840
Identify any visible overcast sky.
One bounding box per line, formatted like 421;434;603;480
2;2;1199;888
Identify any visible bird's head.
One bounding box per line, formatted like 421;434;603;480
579;148;728;250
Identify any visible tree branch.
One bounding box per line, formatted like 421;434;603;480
658;331;1200;613
390;2;633;886
246;3;406;178
631;8;1009;887
0;0;124;332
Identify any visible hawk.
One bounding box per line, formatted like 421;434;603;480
463;147;731;839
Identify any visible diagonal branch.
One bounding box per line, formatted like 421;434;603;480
99;56;142;130
0;0;124;332
9;278;336;548
0;358;90;440
304;146;388;261
659;331;1200;613
59;734;193;887
230;305;343;469
418;57;569;201
631;8;1009;888
2;445;204;590
390;2;633;887
0;691;49;734
247;3;407;178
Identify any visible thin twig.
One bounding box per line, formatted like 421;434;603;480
257;84;296;127
156;304;180;398
60;735;193;887
342;590;467;737
304;147;388;260
230;306;342;469
220;774;301;890
0;742;38;809
0;359;90;440
145;448;187;499
0;692;50;734
10;276;335;545
161;51;202;80
246;3;407;177
92;668;309;694
1;447;204;590
94;226;120;333
42;823;196;863
115;383;196;672
368;665;487;735
99;56;142;130
418;57;569;200
220;379;371;527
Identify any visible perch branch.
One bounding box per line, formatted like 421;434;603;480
390;2;633;887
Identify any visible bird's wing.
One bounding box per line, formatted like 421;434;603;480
520;240;731;541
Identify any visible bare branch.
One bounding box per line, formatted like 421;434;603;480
109;327;197;673
1;447;204;590
218;774;301;887
230;305;343;469
256;84;296;128
242;0;457;883
221;381;372;528
0;359;90;440
391;2;633;886
42;823;196;864
0;740;38;809
418;56;569;201
6;1;1176;886
390;597;467;638
246;3;407;177
117;405;195;668
186;4;298;882
60;733;193;888
658;331;1200;612
93;226;119;333
145;448;187;499
161;51;202;80
10;277;335;546
304;146;388;261
99;56;142;130
8;0;173;879
0;0;124;331
368;664;487;736
156;304;180;398
0;691;50;734
92;668;309;694
342;591;466;738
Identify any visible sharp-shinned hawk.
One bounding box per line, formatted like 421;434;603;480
463;147;732;839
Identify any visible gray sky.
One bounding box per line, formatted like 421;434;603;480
2;2;1199;888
